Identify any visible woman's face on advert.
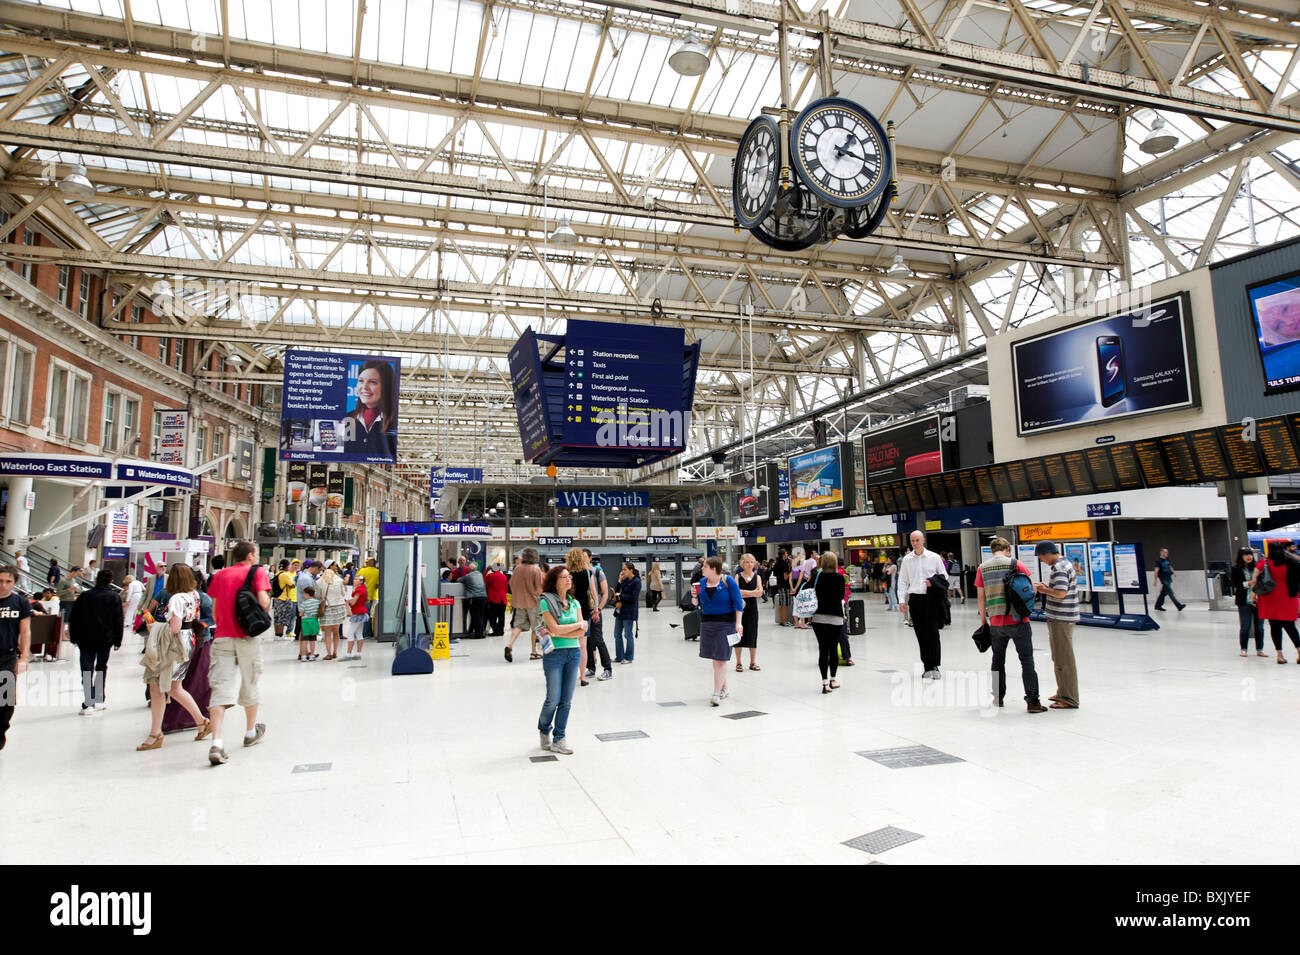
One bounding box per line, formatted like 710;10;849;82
357;367;383;409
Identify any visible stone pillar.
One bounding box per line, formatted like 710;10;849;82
4;476;33;549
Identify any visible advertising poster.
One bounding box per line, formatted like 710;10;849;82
326;469;345;510
788;444;846;516
307;463;328;508
1011;293;1197;435
1063;542;1090;593
735;462;777;524
777;465;790;520
236;440;254;482
1246;270;1300;393
1017;544;1044;583
1112;542;1142;591
155;410;189;466
863;414;944;485
261;447;276;501
430;466;484;513
104;506;133;559
286;461;307;503
1088;542;1116;592
279;350;400;463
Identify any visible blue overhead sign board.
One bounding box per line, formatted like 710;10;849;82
556;490;649;509
382;521;492;537
562;320;686;451
116;462;196;490
508;328;552;461
0;453;112;479
430;466;483;489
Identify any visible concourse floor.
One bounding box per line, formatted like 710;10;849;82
3;596;1297;865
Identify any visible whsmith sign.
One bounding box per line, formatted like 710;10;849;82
556;490;649;509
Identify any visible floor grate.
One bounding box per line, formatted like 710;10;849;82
721;710;767;720
856;745;963;769
530;755;558;763
843;826;924;854
291;762;332;774
657;701;687;707
595;730;650;741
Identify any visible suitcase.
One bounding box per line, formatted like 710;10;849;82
848;599;865;636
682;609;701;641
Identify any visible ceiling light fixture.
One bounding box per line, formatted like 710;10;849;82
1140;116;1179;155
57;163;95;200
668;31;711;77
550;217;578;245
886;253;910;278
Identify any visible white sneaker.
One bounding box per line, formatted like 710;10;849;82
710;694;721;707
94;703;107;711
79;707;94;717
719;686;730;700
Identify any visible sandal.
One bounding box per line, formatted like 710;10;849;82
1049;701;1078;708
735;663;744;672
529;652;542;660
828;679;840;689
194;718;212;741
136;733;163;751
749;664;761;671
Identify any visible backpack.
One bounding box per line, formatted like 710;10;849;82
234;565;272;637
1005;569;1036;620
270;571;283;599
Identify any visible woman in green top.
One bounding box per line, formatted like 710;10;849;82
537;565;588;756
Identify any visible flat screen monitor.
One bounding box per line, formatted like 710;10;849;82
1109;443;1145;490
1218;423;1266;479
1189;429;1230;481
943;471;966;507
1245;269;1300;394
927;473;950;510
1158;434;1201;484
1134;438;1172;487
989;463;1014;503
971;467;997;505
1023;457;1055;497
917;475;938;510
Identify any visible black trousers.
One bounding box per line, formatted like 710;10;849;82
586;612;611;671
1269;619;1300;650
467;596;486;638
78;645;112;708
839;622;852;662
812;622;841;680
0;653;16;749
487;601;506;635
908;593;942;671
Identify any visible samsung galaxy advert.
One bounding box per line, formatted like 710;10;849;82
1011;293;1197;436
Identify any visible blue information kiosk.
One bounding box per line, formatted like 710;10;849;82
377;520;493;675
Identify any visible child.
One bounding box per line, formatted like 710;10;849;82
298;585;321;661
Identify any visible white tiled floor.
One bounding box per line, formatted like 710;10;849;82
3;597;1298;864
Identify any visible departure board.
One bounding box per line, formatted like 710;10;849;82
1219;423;1266;478
917;475;938;510
1063;451;1095;495
1042;454;1073;496
1135;439;1172;487
1085;447;1119;492
904;480;925;512
927;474;950;510
868;484;888;514
1159;434;1201;483
1260;417;1300;474
959;468;982;505
989;463;1014;502
1023;457;1054;497
1189;429;1230;481
943;471;966;507
972;466;997;505
1005;461;1034;501
1109;443;1144;490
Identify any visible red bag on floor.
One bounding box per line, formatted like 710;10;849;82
161;637;212;734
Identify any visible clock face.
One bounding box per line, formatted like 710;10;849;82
733;115;780;229
790;98;890;209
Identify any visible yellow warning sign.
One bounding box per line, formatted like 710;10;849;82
431;621;451;660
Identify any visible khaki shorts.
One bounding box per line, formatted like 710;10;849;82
512;605;541;632
208;636;264;709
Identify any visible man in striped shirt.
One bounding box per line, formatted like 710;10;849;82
1034;542;1080;709
976;537;1044;713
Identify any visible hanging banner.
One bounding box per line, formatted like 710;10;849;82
307;463;328;508
104;505;133;559
279;350;401;463
155;409;189;467
237;440;254;482
261;447;277;502
430;466;484;512
286;461;308;503
326;469;345;510
344;477;355;516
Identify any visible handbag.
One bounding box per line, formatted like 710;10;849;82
234;564;272;636
792;571;820;618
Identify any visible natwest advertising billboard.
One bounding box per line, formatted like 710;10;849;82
863;415;945;485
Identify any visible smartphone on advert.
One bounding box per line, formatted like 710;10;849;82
1096;335;1125;408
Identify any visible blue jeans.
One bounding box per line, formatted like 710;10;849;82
1155;580;1184;610
538;647;581;741
1238;604;1263;650
613;617;636;661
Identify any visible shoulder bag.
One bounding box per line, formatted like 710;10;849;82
793;571;820;618
234;565;272;636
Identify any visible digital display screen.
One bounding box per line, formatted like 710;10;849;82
1260;417;1300;474
1023;457;1055;497
971;467;997;505
943;471;966;507
1218;423;1266;479
927;474;951;510
868;484;888;514
877;483;898;514
989;463;1014;503
1158;434;1201;484
917;475;938;510
1042;454;1073;496
1109;443;1144;490
1189;429;1230;481
1135;439;1172;487
1085;447;1119;492
959;468;981;505
1063;451;1095;495
1245;270;1300;393
1005;461;1034;501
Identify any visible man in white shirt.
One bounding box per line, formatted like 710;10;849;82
897;530;948;679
